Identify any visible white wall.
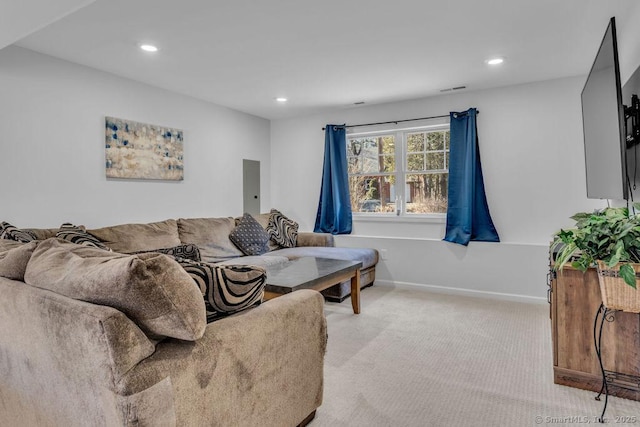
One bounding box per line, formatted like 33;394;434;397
620;5;640;202
271;4;640;301
617;3;640;86
270;77;606;301
0;46;271;228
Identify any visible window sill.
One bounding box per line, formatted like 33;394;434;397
352;213;446;224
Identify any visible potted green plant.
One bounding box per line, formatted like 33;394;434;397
552;204;640;312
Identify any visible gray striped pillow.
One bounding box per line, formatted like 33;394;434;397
56;223;111;251
0;222;38;243
266;209;298;248
176;258;266;323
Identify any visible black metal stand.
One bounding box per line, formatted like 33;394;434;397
593;303;640;423
593;303;612;423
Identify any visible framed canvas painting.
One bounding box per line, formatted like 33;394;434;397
105;117;184;180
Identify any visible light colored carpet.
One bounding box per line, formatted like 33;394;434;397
310;284;640;427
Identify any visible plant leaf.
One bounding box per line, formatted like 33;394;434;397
608;240;625;267
571;258;591;272
570;212;592;222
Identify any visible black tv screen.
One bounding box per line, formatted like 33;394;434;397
581;17;627;200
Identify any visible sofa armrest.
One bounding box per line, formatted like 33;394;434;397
297;232;335;247
116;289;327;427
0;277;156;427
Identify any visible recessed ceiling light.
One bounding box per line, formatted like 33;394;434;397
275;97;288;103
139;44;158;52
486;57;504;66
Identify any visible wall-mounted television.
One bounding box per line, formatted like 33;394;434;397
581;17;628;200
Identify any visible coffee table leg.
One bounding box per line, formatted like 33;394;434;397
351;269;361;314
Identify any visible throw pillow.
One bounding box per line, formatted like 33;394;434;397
24;238;206;341
234;213;280;252
266;209;299;248
0;241;38;281
229;213;270;256
0;222;38;243
57;223;111;251
130;244;202;262
175;258;266;323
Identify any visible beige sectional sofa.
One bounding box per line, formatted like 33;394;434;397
0;214;378;426
85;214;378;300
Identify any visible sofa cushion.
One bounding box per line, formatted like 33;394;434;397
0;239;25;252
229;213;270;256
56;223;111;251
87;219;181;254
266;246;379;270
177;217;243;263
24;238;206;341
130;243;201;262
266;209;299;248
175;258;266;323
296;232;335;247
23;227;58;241
0;241;38;281
0;222;38;243
215;254;290;269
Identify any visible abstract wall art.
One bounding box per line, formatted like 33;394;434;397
105;116;184;181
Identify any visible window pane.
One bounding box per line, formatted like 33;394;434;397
426;132;444;151
445;131;450;149
349;175;397;213
348;156;361;174
405;173;448;213
381;136;395;155
348;138;366;156
348;135;395;174
382;155;395;172
362;139;380;174
407;133;424;152
425;152;444;170
406;153;424;171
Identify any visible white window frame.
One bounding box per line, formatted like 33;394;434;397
347;123;450;220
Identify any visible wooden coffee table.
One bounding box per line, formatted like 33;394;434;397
263;257;363;314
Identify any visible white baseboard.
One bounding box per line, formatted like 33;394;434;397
373;279;548;305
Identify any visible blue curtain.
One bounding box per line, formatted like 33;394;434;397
444;108;500;246
314;125;352;234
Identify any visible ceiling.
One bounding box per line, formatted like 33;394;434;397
7;0;640;120
0;0;95;49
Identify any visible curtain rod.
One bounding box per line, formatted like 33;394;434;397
321;111;479;131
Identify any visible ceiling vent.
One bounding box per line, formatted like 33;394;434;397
440;86;467;93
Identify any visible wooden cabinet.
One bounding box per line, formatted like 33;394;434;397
550;264;640;400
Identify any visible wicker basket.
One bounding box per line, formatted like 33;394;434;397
596;260;640;313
